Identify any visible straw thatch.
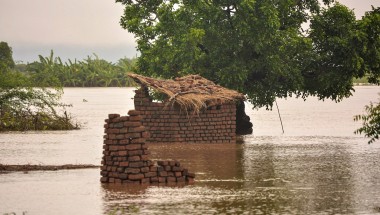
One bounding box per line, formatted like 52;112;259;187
128;74;245;112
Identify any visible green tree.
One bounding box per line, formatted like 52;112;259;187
0;43;78;131
0;41;15;71
117;0;379;108
354;99;380;144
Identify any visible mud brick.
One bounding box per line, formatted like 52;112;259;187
128;110;140;116
104;140;113;145
100;166;107;171
125;132;142;139
169;161;176;166
118;157;128;162
150;166;158;172
141;155;149;161
128;150;143;156
117;145;126;150
102;145;109;150
168;172;174;177
142;131;150;138
182;169;188;176
177;177;186;183
145;160;153;166
175;161;180;167
116;134;125;139
131;138;146;144
109;178;115;183
186;177;195;184
129;115;142;121
107;166;112;171
150;177;159;183
118;116;130;122
118;150;128;156
141;144;148;150
109;145;119;151
119;173;128;180
125;168;140;174
129;161;144;168
144;171;157;178
125;180;141;185
119;139;131;144
125;144;142;150
105;119;109;123
157;166;164;172
140;167;150;173
175;172;182;177
124;121;141;127
113;122;124;128
141;178;150;184
158;177;166;183
100;170;108;176
164;166;171;171
119;161;129;167
167;177;176;182
107;128;120;134
111;167;117;172
100;177;108;183
128;156;141;162
143;150;151;155
119;128;129;134
115;179;122;183
159;171;168;177
128;173;144;180
172;166;183;172
129;126;145;133
117;167;125;173
157;161;168;166
108;134;116;140
108;114;120;119
186;172;196;178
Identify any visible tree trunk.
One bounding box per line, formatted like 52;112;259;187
236;101;253;135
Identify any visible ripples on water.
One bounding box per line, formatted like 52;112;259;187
1;87;380;214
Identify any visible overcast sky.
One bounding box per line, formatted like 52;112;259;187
0;0;379;63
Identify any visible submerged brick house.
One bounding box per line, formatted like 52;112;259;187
128;74;246;144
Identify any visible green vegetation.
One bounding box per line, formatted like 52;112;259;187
1;40;136;131
25;51;136;88
117;1;380;108
355;98;380;144
0;42;78;131
1;40;137;131
117;1;380;142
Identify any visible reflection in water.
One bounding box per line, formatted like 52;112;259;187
1;87;380;214
242;139;355;214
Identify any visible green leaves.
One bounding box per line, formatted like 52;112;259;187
117;1;380;109
354;98;380;144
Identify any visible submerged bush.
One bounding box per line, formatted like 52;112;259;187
0;41;79;131
0;86;80;131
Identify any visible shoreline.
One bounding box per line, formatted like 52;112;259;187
0;164;100;173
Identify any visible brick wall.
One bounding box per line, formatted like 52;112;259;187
133;87;237;144
101;110;195;184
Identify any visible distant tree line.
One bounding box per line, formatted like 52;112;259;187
15;50;136;88
0;41;136;131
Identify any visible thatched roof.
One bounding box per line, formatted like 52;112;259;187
128;74;245;112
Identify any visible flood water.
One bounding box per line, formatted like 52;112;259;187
1;87;380;215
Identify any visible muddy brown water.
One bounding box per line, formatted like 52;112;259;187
1;87;380;214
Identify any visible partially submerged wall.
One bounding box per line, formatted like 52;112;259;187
101;111;195;184
134;87;237;144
